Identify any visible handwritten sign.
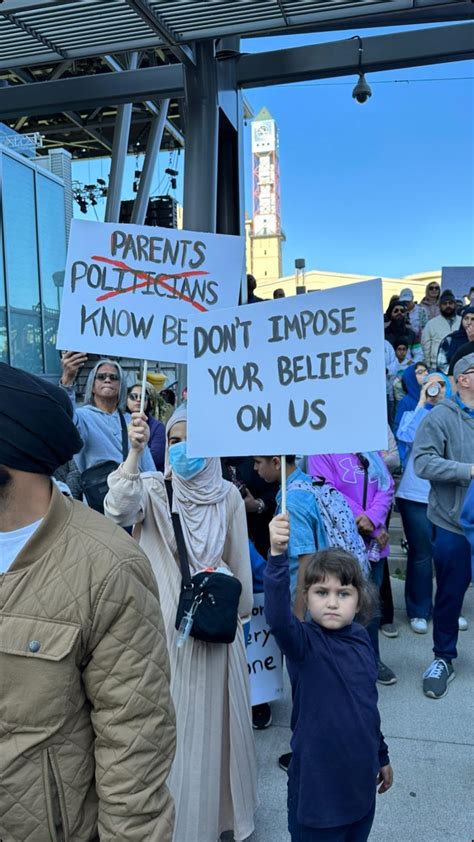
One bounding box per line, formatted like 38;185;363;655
187;279;388;456
247;594;284;706
56;219;244;363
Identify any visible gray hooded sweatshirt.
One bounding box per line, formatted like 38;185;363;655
413;397;474;535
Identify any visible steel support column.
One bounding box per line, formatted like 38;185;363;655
183;41;219;233
105;53;138;222
180;41;220;396
131;99;170;224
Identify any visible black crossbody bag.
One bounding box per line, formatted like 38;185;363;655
81;412;129;514
165;480;242;644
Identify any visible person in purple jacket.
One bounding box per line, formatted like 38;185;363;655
127;383;166;473
265;514;393;842
308;450;396;686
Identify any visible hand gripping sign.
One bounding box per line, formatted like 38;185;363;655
56;219;244;364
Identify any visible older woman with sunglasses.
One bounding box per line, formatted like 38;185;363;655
60;352;154;509
419;281;441;321
127;383;166;472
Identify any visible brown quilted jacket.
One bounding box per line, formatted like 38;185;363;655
0;484;176;842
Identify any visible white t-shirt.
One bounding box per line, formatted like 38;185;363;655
0;518;43;573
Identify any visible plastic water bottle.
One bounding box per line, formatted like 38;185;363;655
368;539;381;563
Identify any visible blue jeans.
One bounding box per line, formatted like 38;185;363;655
366;560;384;660
396;497;433;620
288;796;375;842
432;526;471;662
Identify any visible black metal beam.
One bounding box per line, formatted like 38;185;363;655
0;63;185;120
237;22;474;87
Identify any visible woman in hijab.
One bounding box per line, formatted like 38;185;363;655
104;406;257;842
308;449;396;686
437;305;474;373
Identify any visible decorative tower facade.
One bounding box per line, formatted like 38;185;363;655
247;106;284;283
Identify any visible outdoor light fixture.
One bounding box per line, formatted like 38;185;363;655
351;36;372;104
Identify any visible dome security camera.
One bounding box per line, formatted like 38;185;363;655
352;73;372;104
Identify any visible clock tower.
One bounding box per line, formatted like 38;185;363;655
247;106;284;284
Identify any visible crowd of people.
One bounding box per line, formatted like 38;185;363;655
0;276;473;842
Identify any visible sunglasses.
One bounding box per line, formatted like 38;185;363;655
392;308;406;315
129;391;149;401
96;372;119;382
428;285;440;291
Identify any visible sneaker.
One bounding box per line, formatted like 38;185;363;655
458;616;468;631
381;623;399;638
377;661;397;685
278;752;292;772
423;658;454;699
252;703;272;730
410;618;428;634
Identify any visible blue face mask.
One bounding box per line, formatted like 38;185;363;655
168;441;206;480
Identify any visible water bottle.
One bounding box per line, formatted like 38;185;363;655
368;539;381;563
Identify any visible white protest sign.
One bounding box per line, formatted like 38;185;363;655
247;594;284;706
56;219;244;363
187;279;388;457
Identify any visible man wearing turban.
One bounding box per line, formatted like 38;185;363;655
0;362;176;842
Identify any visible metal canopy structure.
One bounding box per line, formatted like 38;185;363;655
0;0;472;158
0;0;471;232
0;0;472;70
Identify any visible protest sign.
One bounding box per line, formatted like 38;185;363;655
247;594;284;706
441;266;474;302
187;279;387;457
56;219;244;363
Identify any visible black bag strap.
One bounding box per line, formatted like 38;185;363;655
356;453;369;510
165;479;193;589
118;411;129;460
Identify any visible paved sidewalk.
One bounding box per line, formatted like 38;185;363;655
248;578;474;842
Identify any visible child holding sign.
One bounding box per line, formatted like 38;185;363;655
264;514;393;841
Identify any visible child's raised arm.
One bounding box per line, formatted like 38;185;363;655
263;514;306;663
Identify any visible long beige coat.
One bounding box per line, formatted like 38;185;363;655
105;466;258;842
0;484;175;842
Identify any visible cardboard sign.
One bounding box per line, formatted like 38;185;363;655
247;594;284;706
441;266;474;302
187;279;388;457
56;219;244;363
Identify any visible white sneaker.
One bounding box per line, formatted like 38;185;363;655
410;618;428;634
458;616;468;631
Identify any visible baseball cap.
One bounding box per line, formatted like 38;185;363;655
399;288;414;302
453;352;474;381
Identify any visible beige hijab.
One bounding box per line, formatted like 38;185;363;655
165;406;232;572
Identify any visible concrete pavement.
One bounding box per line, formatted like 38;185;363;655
248;578;474;842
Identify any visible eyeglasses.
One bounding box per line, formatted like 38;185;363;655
96;372;119;382
392;308;406;315
428;285;440;291
129;391;149;401
461;369;474;376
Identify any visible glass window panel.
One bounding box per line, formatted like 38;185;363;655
9;311;43;373
2;154;43;371
37;174;66;373
3;155;41;310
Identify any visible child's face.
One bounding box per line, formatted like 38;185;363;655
396;345;408;362
306;574;359;630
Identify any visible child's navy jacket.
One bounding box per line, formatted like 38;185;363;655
264;553;389;830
